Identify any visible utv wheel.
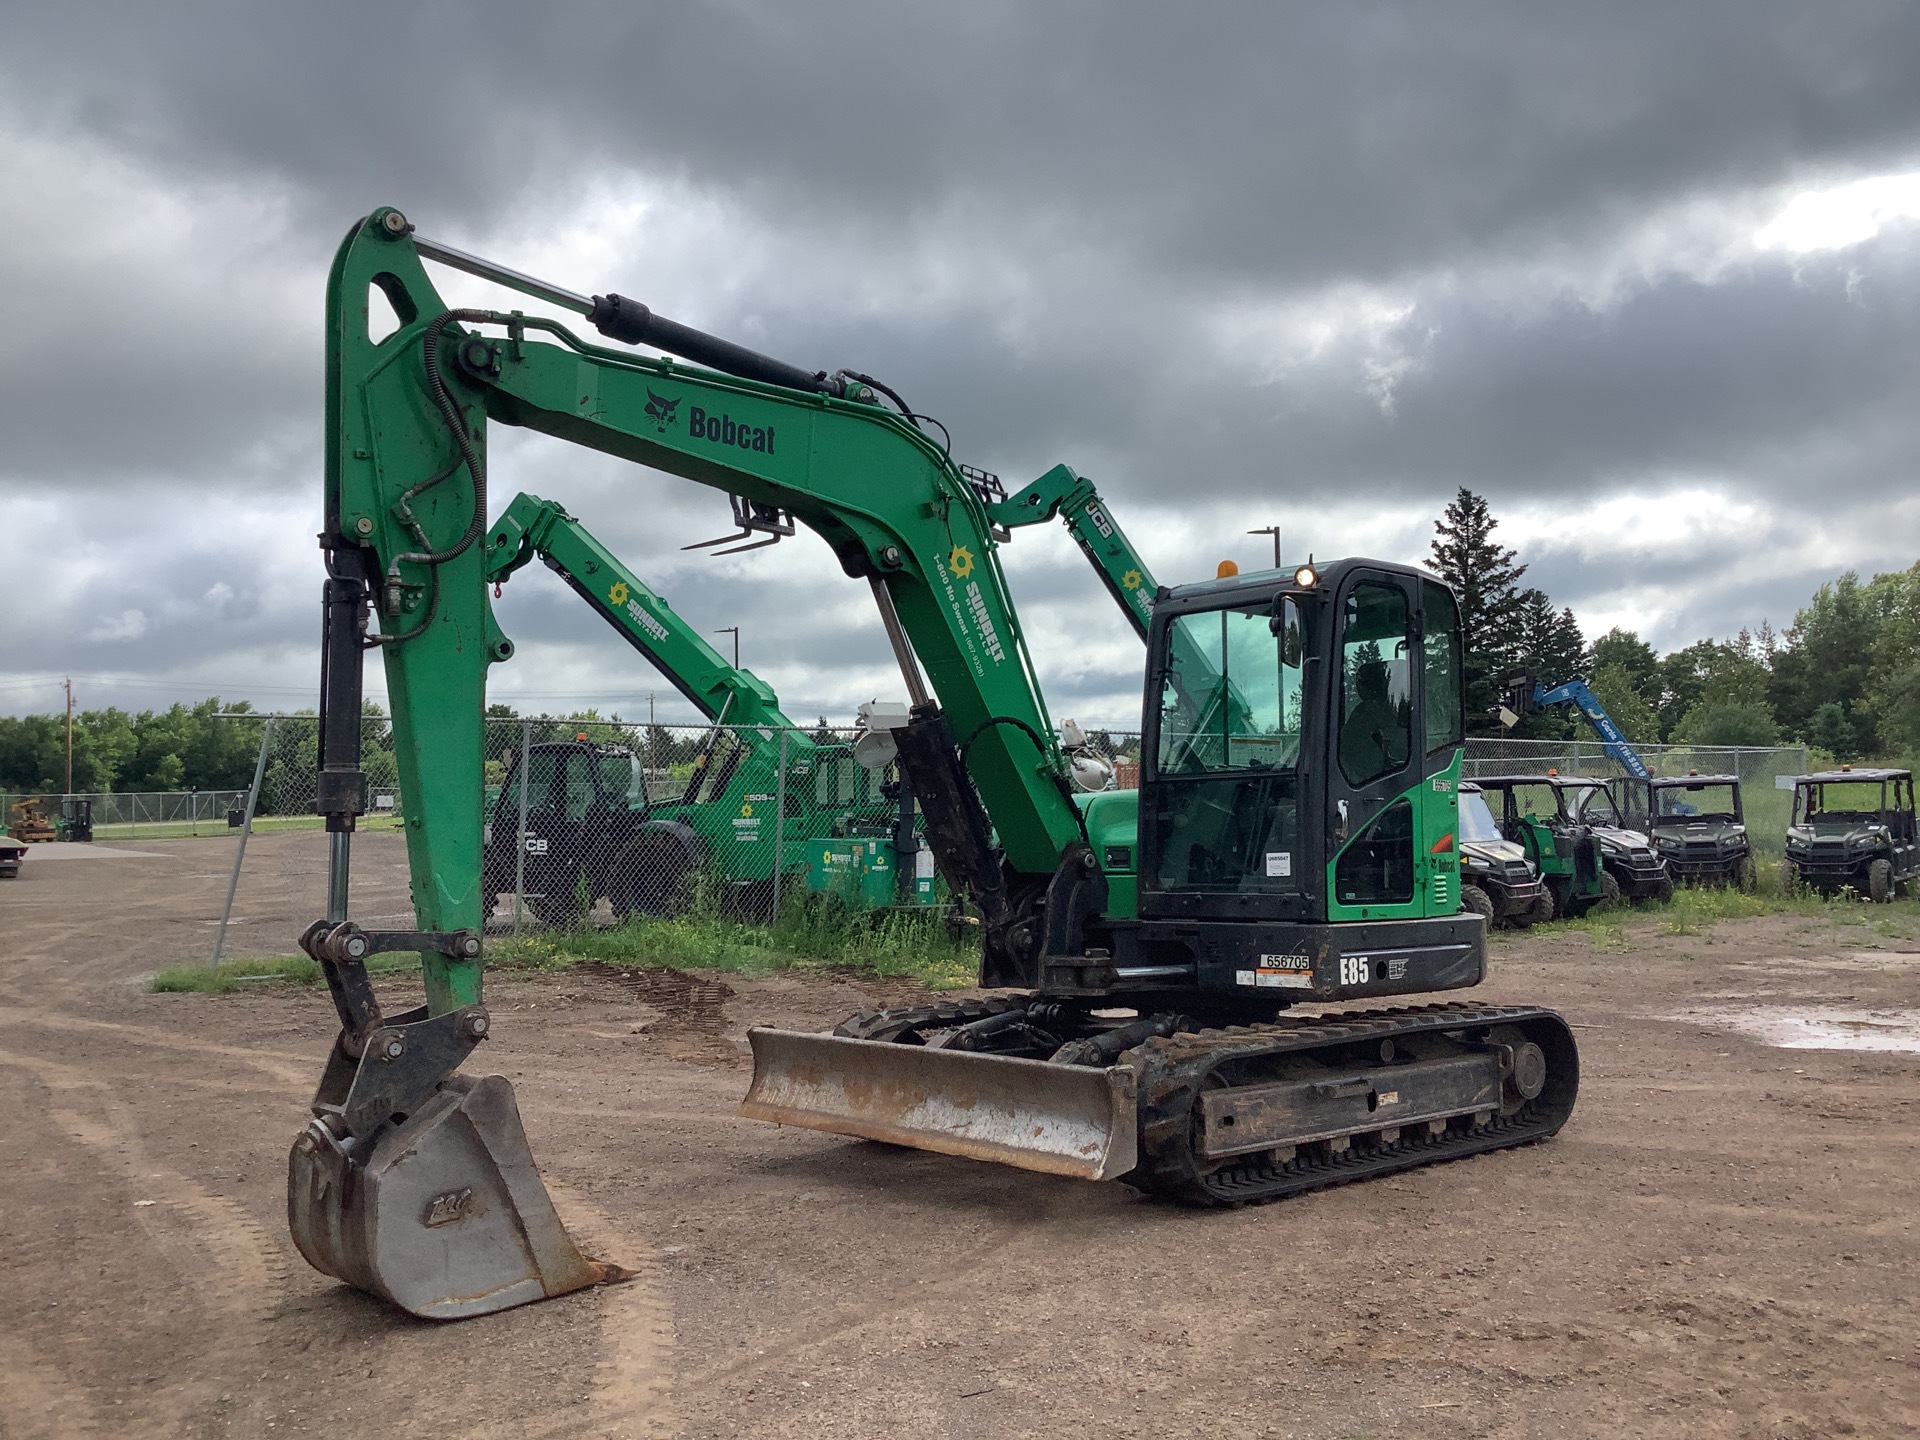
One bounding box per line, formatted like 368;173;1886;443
1869;857;1894;905
1529;887;1557;925
1461;884;1496;925
1649;876;1675;906
1584;871;1623;915
1733;856;1757;894
1779;859;1800;896
611;822;704;919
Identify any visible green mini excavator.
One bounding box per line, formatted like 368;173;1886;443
289;208;1578;1321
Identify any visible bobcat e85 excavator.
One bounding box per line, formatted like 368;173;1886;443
290;207;1578;1320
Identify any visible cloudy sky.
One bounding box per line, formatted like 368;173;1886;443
4;2;1919;730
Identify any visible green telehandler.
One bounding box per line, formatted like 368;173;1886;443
481;491;932;919
288;209;1578;1321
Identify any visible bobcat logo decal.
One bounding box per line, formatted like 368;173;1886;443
644;388;681;434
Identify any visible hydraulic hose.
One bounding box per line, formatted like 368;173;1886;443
396;308;496;572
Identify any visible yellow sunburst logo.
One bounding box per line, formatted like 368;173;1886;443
1122;569;1143;590
740;802;753;818
608;581;630;605
948;545;975;578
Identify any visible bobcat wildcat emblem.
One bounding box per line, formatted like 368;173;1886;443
644;389;681;433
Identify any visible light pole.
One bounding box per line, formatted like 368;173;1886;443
1248;527;1282;571
714;626;740;668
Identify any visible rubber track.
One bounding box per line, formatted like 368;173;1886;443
1127;1002;1579;1207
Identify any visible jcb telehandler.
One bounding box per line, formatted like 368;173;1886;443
289;209;1578;1320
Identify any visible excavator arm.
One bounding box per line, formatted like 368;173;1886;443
321;208;1087;994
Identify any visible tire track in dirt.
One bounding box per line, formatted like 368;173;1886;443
0;1007;314;1087
672;1199;1066;1403
514;1183;679;1440
0;1331;106;1439
0;1045;292;1434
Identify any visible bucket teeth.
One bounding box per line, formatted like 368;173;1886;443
289;1074;628;1320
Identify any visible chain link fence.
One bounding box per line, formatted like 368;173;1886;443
2;789;252;839
184;714;1159;963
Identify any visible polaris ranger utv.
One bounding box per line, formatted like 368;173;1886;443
1458;782;1551;926
1781;767;1920;902
1549;776;1673;904
1472;775;1614;917
1612;773;1754;890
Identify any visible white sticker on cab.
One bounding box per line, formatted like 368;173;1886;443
1265;852;1292;877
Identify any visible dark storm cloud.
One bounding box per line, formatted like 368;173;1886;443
8;2;1920;277
4;2;1920;717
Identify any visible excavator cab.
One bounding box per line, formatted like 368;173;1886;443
1136;561;1470;974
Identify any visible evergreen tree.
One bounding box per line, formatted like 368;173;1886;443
1509;589;1587;738
1430;488;1527;731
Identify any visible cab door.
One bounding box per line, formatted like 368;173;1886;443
1324;570;1428;923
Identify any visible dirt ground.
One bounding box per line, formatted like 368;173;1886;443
3;831;1919;1439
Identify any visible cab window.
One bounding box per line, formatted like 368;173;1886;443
1156;600;1302;775
1421;581;1463;756
1338;583;1412;787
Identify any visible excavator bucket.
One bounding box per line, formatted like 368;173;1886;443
288;1073;629;1320
740;1028;1139;1181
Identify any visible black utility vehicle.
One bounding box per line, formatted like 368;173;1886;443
1781;767;1920;902
1551;777;1673;904
1612;773;1754;891
482;739;659;924
1457;782;1551;926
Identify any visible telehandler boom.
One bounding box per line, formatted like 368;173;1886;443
291;209;1577;1321
483;491;928;915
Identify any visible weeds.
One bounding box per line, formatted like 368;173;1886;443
157;896;980;996
149;953;418;995
491;897;978;989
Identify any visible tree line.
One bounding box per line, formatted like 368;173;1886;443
6;505;1914;795
0;699;832;801
1429;487;1920;760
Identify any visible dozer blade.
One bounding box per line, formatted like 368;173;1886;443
289;1073;630;1320
740;1027;1138;1180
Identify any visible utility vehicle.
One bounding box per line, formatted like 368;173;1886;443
1612;773;1754;890
1781;768;1919;901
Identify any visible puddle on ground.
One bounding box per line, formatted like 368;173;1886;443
1666;1006;1920;1053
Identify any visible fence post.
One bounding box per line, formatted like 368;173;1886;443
211;717;276;968
771;727;788;925
512;719;530;934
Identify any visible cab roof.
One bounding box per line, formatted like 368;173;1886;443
1792;768;1911;785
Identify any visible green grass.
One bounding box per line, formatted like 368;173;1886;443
149;952;422;995
489;899;979;989
87;815;408;843
1532;871;1920;947
151;897;978;995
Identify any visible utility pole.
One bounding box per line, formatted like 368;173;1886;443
1248;526;1282;571
63;678;73;796
715;626;740;668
